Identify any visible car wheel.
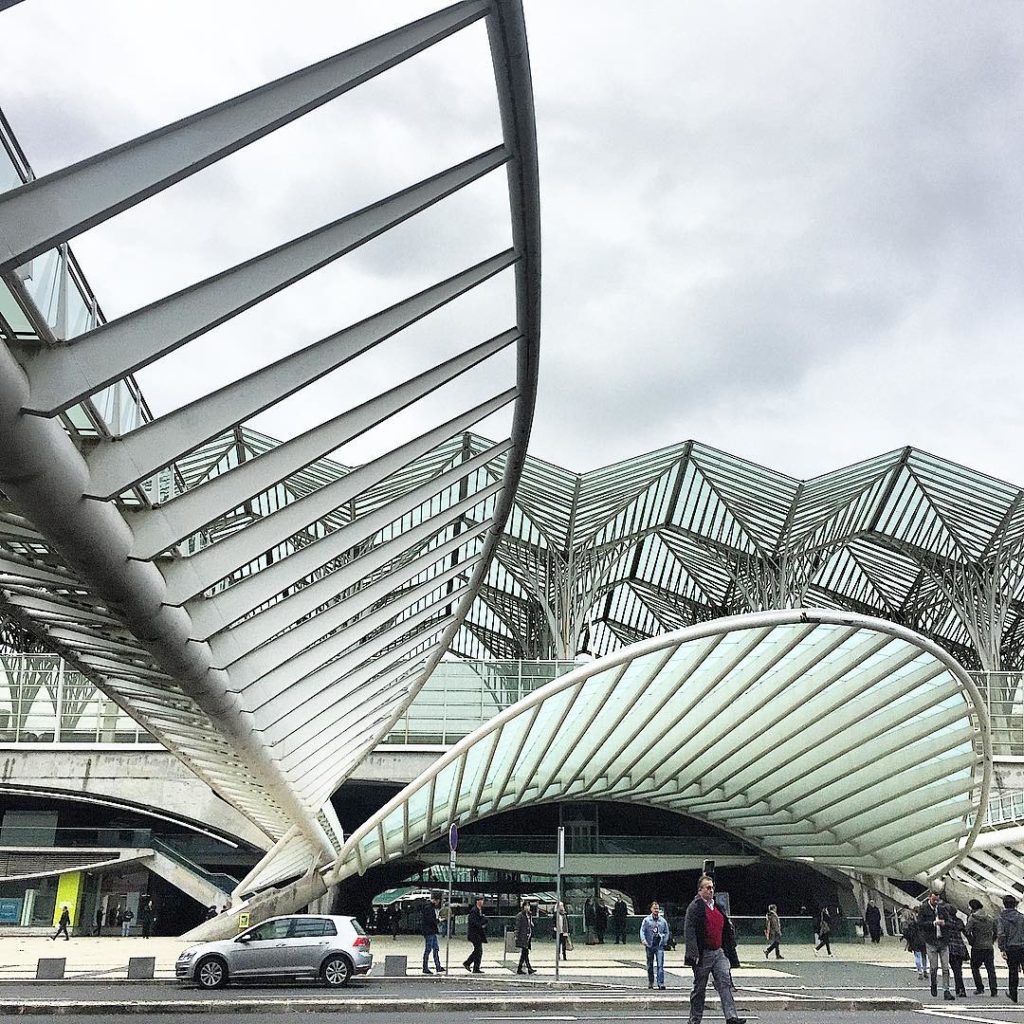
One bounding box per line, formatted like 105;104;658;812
322;954;352;988
195;956;228;989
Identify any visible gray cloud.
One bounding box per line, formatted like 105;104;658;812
2;0;1022;484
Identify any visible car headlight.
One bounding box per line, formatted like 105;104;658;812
177;950;197;961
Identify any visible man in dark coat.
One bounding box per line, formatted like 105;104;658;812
139;896;154;939
595;901;609;944
864;901;882;944
463;896;488;974
613;899;629;944
919;890;955;1000
514;901;536;974
420;894;445;974
683;875;745;1024
998;894;1024;1003
52;904;71;941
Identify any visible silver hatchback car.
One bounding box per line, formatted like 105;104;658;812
176;914;372;989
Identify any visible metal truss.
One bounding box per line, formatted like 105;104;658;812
0;0;540;885
329;609;992;885
451;440;1024;672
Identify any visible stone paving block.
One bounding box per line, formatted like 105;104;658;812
127;956;156;979
384;954;408;976
35;957;65;979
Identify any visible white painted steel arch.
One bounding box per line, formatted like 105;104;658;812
329;609;993;885
0;0;540;889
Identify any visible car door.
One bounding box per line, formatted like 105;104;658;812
230;918;293;977
281;917;335;975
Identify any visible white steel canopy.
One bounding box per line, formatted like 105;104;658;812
0;0;540;885
329;609;992;885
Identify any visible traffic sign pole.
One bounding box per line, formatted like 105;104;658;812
555;826;565;982
446;823;458;975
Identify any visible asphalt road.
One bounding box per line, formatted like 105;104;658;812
7;1012;1024;1024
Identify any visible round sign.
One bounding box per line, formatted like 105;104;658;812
449;822;458;852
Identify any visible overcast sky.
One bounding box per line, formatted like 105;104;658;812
2;1;1022;483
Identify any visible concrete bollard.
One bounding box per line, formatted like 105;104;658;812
127;956;156;980
383;955;407;977
36;958;65;979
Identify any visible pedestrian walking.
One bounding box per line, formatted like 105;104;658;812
595;900;608;944
966;898;998;996
52;904;71;941
119;904;134;937
902;906;928;979
514;901;536;975
764;904;783;960
463;895;488;974
94;904;103;937
613;898;628;944
864;900;882;944
814;908;833;956
640;901;670;989
947;909;968;997
919;890;955;1000
998;893;1024;1003
420;893;445;974
554;901;571;960
683;875;746;1024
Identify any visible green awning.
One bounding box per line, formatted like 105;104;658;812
372;886;415;906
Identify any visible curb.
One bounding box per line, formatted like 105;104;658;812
0;995;926;1015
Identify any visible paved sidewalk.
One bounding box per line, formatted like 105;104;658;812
0;933;916;981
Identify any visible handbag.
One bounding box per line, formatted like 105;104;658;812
565;935;574;951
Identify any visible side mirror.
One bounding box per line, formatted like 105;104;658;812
236;934;251;943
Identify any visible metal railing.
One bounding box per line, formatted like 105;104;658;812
420;834;760;858
970;671;1024;757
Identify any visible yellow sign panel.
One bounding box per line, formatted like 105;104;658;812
237;912;250;931
53;871;83;928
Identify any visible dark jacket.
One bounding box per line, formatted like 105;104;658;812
613;900;628;922
998;907;1024;950
864;905;881;934
420;902;439;938
683;896;739;969
58;907;70;927
468;905;488;944
515;910;533;950
918;900;953;948
947;914;968;959
966;908;997;949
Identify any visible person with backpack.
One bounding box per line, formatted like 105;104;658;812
902;906;928;979
966;898;998;996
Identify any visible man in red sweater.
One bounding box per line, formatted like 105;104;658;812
683;875;745;1024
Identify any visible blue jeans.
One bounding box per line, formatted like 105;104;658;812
646;944;665;986
423;933;441;970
